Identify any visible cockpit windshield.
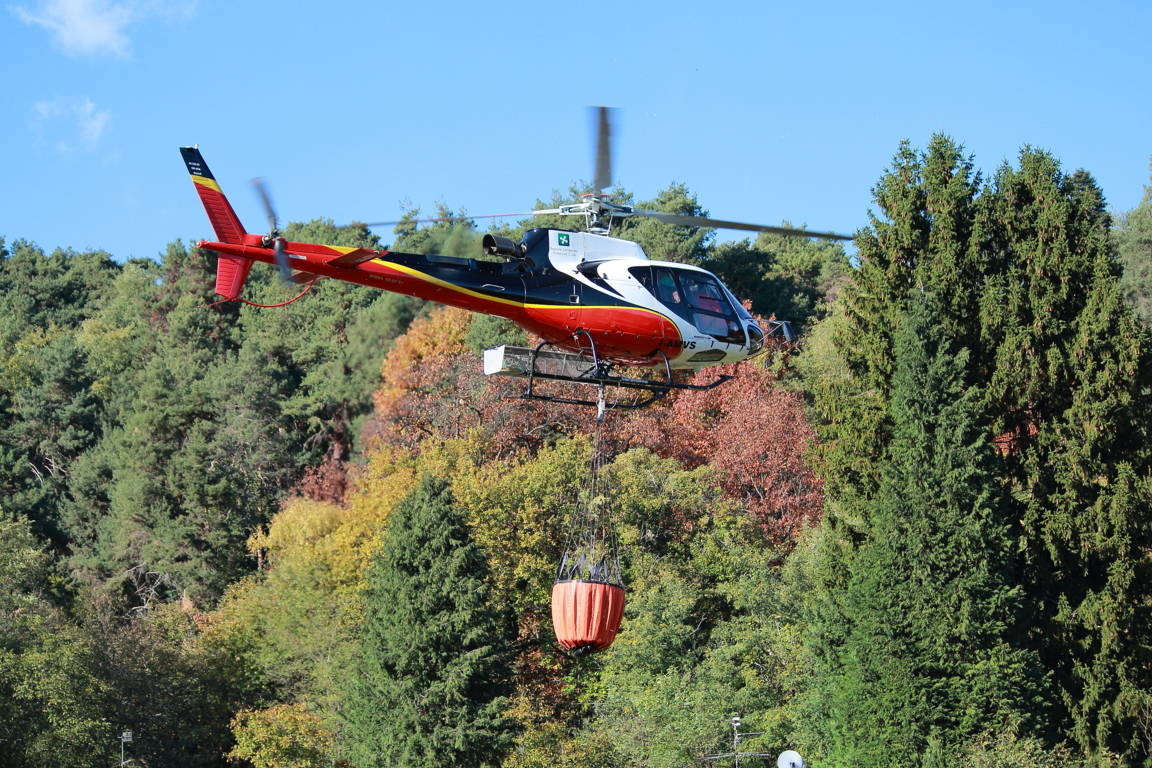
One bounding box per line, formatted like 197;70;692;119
631;266;746;345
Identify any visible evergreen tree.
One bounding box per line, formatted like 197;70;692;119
340;475;516;768
806;296;1046;766
806;137;1152;764
0;242;118;545
979;153;1152;765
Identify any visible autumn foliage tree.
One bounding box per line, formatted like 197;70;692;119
613;360;824;546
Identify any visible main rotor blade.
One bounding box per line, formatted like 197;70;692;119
629;210;854;241
359;211;540;228
592;105;615;193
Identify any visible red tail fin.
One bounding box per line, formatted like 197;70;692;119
180;146;252;299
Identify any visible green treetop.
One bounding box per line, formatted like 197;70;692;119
339;474;517;768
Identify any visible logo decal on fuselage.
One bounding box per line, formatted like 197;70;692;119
557;233;570;246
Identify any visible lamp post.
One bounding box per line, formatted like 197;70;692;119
119;730;133;767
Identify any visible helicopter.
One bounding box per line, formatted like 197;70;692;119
180;109;852;410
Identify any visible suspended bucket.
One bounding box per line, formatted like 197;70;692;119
551;579;626;655
551;428;625;656
551;501;625;655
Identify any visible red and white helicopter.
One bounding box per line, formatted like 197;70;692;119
181;109;851;410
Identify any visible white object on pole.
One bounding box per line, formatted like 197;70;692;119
777;750;804;768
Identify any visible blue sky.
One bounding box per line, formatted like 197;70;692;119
3;0;1150;261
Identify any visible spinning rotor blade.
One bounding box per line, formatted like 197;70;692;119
629;210;854;241
251;177;279;234
592;106;615;193
271;239;292;283
250;178;294;283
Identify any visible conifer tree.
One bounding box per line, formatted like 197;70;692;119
340;475;516;768
807;295;1046;766
979;154;1152;764
807;137;1152;763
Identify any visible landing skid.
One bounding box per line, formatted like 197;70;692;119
483;333;732;417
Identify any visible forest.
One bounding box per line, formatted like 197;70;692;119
1;137;1151;768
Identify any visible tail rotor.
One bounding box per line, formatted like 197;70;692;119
251;177;294;284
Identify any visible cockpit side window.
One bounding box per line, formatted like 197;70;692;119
634;266;746;345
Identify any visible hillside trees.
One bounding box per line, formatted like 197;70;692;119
5;142;1151;767
62;241;298;601
85;601;258;768
40;225;424;604
204;287;830;765
0;240;118;544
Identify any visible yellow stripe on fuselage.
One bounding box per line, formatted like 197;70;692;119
375;259;524;307
371;258;676;320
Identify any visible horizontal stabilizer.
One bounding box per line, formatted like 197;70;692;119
215;254;253;300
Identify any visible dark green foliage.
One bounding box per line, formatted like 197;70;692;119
0;239;119;329
805;296;1046;766
817;137;985;503
979;156;1152;765
86;601;258;768
339;475;516;768
807;136;1152;765
0;230;420;605
60;241;295;601
0;242;118;544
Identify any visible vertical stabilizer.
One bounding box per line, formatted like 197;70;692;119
180;146;253;299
